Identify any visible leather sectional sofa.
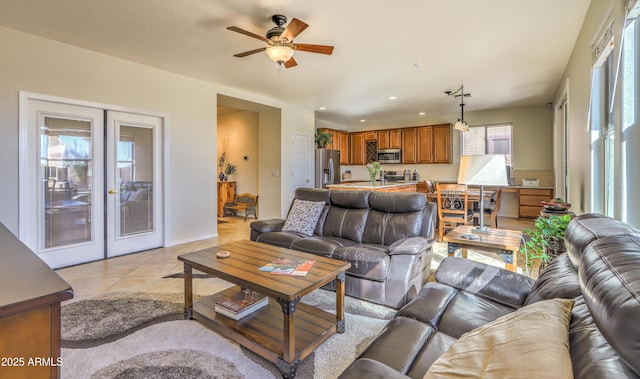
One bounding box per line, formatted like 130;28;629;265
250;188;436;309
339;213;640;378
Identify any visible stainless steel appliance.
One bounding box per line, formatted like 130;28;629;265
377;149;401;164
315;149;340;189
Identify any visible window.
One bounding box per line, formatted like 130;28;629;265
590;2;640;226
461;123;513;167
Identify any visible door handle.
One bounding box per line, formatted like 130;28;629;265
108;189;120;195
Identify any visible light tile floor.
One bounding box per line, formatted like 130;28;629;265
56;216;534;304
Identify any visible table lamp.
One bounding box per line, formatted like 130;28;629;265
458;154;508;233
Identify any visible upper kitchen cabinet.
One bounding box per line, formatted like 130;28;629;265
417;124;451;164
417;126;433;163
317;128;341;150
364;131;377;141
432;124;451;163
378;129;401;149
401;128;418;164
339;131;350;165
351;132;366;165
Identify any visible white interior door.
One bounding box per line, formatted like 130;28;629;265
106;111;163;257
21;99;105;268
290;133;311;199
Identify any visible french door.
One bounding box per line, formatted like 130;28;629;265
20;94;163;268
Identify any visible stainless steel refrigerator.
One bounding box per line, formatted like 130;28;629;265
315;149;340;189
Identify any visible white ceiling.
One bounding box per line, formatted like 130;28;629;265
0;0;591;128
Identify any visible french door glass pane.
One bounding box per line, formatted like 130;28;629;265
118;125;154;236
41;117;92;248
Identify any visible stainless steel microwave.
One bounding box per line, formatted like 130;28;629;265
377;149;401;164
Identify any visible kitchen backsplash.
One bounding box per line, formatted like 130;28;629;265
342;164;554;187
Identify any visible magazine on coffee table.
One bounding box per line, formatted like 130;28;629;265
214;289;269;320
259;257;316;276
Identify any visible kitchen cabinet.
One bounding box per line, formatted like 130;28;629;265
389;129;401;148
217;181;236;217
351;132;366;165
339;131;350;165
417;126;433;163
364;131;377;141
417;124;452;164
401;128;417;164
378;129;401;149
518;188;554;217
317;128;341;150
433;124;452;163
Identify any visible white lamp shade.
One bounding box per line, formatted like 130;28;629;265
458;154;508;186
266;45;294;63
454;120;470;131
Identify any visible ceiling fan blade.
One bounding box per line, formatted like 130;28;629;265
293;44;334;55
233;47;266;57
281;18;309;42
284;57;298;69
227;26;267;42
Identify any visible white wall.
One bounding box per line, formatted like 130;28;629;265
0;26;314;245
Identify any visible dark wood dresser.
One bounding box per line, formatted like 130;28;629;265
0;223;73;379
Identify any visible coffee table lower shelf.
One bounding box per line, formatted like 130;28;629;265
190;286;338;377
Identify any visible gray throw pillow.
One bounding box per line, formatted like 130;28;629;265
282;199;325;236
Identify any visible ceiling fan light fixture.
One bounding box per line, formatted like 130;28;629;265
266;45;294;64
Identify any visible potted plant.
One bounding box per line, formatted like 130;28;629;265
314;130;332;148
520;213;571;276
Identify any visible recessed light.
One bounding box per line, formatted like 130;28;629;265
360;119;366;123
319;107;327;110
414;62;423;68
389;96;397;100
419;112;426;116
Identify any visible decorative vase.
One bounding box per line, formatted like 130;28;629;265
219;172;225;182
223;175;228;181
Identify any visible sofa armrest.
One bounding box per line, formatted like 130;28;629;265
435;257;535;308
388;236;433;256
338;358;411;379
249;219;284;233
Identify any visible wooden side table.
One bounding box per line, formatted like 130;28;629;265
443;225;522;272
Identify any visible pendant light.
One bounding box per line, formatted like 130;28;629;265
446;85;471;132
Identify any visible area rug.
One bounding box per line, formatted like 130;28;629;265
60;275;393;379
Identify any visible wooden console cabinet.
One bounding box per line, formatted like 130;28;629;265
518;188;554;217
217;181;236;217
0;223;73;379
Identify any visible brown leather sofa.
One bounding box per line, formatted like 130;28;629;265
339;213;640;378
250;188;436;309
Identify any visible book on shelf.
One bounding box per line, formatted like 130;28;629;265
258;257;316;276
214;289;269;320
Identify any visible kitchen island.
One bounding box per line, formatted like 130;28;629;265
327;181;417;192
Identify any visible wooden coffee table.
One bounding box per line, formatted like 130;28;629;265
178;240;351;378
443;225;522;272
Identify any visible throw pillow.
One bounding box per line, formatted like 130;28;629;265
424;298;574;379
282;199;326;236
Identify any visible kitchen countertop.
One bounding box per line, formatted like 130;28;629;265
327;181;418;189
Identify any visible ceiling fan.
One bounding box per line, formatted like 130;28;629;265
227;14;334;68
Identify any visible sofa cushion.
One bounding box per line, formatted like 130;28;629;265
255;231;305;249
564;213;640;267
330;191;371;209
362;210;423;245
323;207;369;242
424;298;574;379
281;199;325;236
525;253;582;305
332;244;389;281
578;235;640;376
368;192;427;213
291;236;356;256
